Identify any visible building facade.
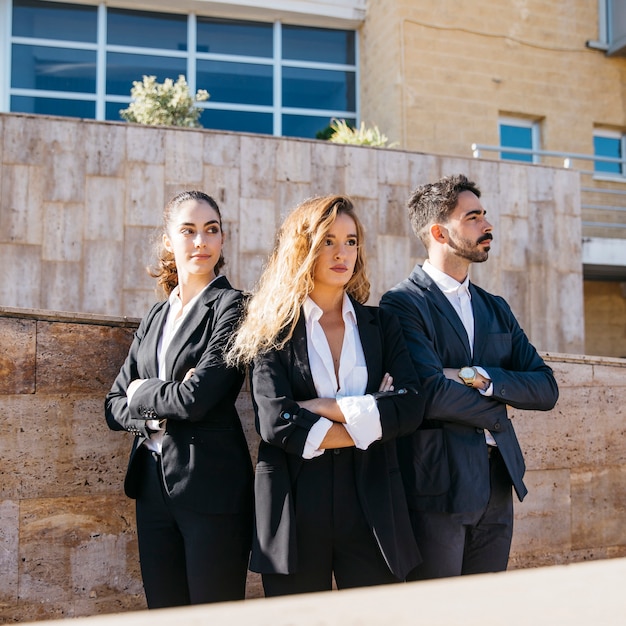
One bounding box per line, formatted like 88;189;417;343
0;0;625;356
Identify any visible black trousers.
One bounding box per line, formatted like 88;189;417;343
262;447;400;597
135;448;252;608
406;446;514;581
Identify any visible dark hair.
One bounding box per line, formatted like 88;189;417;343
149;190;224;296
407;174;481;247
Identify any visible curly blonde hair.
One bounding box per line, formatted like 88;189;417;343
227;195;370;365
148;190;225;297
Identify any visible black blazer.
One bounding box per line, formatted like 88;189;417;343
249;300;424;579
381;264;559;513
105;276;253;515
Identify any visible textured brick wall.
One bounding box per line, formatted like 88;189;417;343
0;112;584;354
0;309;624;622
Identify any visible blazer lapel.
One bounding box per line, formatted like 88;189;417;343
290;313;319;399
141;303;169;379
352;301;381;393
411;265;472;362
470;284;490;364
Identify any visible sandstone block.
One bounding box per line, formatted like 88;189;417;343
0;317;36;394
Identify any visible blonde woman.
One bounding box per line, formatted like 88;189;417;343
229;195;424;596
105;191;253;608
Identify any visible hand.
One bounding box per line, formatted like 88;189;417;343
378;373;394;392
183;368;196;382
443;368;464;383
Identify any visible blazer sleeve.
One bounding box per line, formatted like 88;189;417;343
373;307;425;442
104;302;161;437
381;289;558;430
250;347;321;458
126;289;246;424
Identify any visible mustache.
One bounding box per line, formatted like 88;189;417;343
477;234;493;244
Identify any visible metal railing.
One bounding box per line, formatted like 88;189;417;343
471;143;626;233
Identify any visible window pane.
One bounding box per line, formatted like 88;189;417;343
11;95;95;118
594;135;622;174
283;26;355;64
13;0;97;43
107;8;187;51
283;67;355;111
500;124;533;162
197;60;272;105
106;53;187;96
106;101;128;121
12;44;96;93
283;114;356;139
197;18;273;57
202;109;273;134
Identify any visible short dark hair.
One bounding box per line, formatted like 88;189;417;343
407;174;481;247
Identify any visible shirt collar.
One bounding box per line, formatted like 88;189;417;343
422;259;470;296
303;293;357;326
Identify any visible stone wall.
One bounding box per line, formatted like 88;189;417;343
0;112;584;355
1;308;625;622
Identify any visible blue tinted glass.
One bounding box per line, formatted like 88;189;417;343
283;67;355;111
283;115;355;139
593;136;622;174
106;101;128;121
283;26;355;64
196;18;273;57
201;109;273;134
197;60;272;105
13;0;97;43
500;124;533;162
12;44;96;93
11;95;95;118
106;53;187;96
107;8;187;50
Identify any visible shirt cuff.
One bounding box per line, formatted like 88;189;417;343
475;366;493;396
302;417;333;459
337;394;382;450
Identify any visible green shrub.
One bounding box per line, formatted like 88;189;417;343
327;118;396;147
120;75;209;128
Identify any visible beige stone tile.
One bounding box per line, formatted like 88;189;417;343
240;136;277;199
527;168;556;203
552;168;582;217
239;198;277;255
377;148;409;186
549;360;595;387
202;165;240;212
0;500;19;607
439;157;475;180
36;321;135;396
122;225;160;292
276;139;312;184
344;146;378;199
556;271;585;354
592;362;626;387
238;252;269;293
407;153;441;189
275;181;312;223
122;289;158;319
0;164;45;245
84;123;127;177
571;466;626;550
310;141;346;195
511;468;571;556
82;240;124;315
40;261;82;313
0;317;35;394
84;177;126;241
18;495;142;608
124;164;165;227
42;202;84;262
2;115;48;165
0;244;41;309
374;235;412;302
46;148;87;204
497;163;530;219
376;183;412;236
498;215;530;271
125;126;165;164
164;129;204;185
202;131;241;167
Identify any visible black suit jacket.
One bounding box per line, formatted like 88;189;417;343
249;300;424;579
105;276;253;515
380;264;558;513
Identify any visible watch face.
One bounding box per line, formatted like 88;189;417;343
459;367;475;381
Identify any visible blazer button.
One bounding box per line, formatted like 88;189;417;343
493;422;501;431
280;411;292;421
475;428;483;434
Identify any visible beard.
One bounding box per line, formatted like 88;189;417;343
447;230;492;263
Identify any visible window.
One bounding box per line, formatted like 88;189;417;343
5;0;358;139
499;117;540;163
593;129;625;176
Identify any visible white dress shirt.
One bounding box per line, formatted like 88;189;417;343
422;261;496;446
301;295;382;459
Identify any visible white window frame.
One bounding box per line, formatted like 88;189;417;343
498;116;540;165
0;0;360;138
593;128;626;180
